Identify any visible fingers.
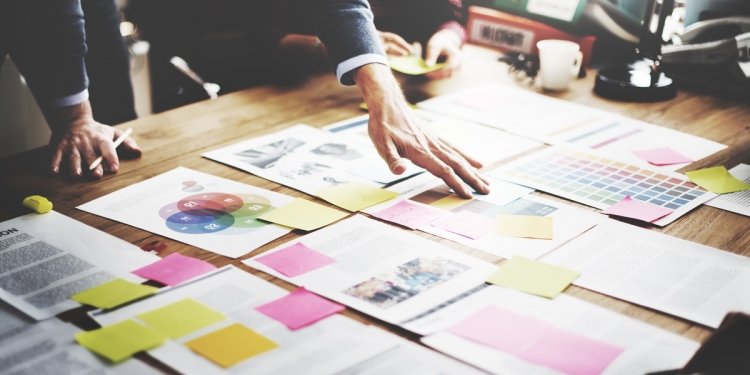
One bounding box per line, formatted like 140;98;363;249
376;137;407;175
411;148;474;198
385;43;410;56
50;147;64;175
114;128;143;158
440;138;484;169
98;138;119;173
424;43;442;67
429;142;490;196
68;148;83;179
79;139;104;180
380;32;412;56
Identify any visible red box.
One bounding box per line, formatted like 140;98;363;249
467;6;596;67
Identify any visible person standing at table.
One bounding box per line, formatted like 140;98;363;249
0;0;141;179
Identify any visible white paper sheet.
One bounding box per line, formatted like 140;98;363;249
324;111;544;166
0;211;158;320
422;288;699;375
540;219;750;328
417;84;726;170
362;173;602;260
0;301;159;375
244;215;500;335
202;124;423;193
705;163;750;217
488;146;717;226
92;266;396;375
338;326;488;375
77;167;294;259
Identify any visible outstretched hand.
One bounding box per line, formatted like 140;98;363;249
353;64;489;198
47;101;141;179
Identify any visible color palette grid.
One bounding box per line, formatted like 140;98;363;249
489;148;716;226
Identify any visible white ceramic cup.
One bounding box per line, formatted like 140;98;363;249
536;40;583;91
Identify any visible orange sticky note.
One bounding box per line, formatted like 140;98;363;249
185;324;277;368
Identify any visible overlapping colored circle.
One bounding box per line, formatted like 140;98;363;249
160;192;274;235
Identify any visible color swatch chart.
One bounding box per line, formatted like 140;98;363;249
489;147;716;226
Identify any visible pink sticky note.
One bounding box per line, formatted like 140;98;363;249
451;93;517;112
372;200;447;229
255;287;344;330
448;307;553;355
632;148;694;166
601;196;673;222
430;210;494;240
131;253;216;286
255;243;337;278
518;329;624;375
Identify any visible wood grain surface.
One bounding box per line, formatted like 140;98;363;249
2;44;749;371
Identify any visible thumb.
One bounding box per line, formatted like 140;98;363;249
424;43;441;67
382;138;407;175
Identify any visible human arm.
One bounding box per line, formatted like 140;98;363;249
3;0;140;178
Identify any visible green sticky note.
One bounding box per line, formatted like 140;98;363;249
316;182;398;212
258;198;349;231
185;323;278;368
137;298;226;339
71;278;157;309
486;256;580;298
389;55;447;75
685;166;750;194
76;320;167;363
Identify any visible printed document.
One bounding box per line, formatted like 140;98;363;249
706;163;750;217
324;110;544;166
0;211;158;320
363;173;603;260
78;167;294;258
203;124;422;194
417;84;726;170
244;215;500;335
422;288;699;375
540;219;750;328
91;266;396;375
0;301;158;375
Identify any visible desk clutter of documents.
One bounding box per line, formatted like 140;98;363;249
2;83;750;375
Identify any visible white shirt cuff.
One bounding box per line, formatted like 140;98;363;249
47;89;89;107
336;54;389;86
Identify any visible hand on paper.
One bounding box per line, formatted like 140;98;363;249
353;64;489;198
47;100;142;179
424;29;463;79
377;31;414;56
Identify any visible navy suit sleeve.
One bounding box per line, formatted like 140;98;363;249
310;0;388;85
1;0;89;107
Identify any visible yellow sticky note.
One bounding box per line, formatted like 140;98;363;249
316;182;398;212
258;198;348;231
75;320;167;363
71;279;157;309
685;166;750;194
429;194;473;211
389;55;447;75
185;323;278;368
486;256;579;298
137;298;226;339
496;215;553;240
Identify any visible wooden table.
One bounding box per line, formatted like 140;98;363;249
2;44;749;372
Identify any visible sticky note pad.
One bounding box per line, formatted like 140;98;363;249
686;166;750;194
255;242;337;278
429;194;472;211
430;210;494;240
258;198;348;231
185;323;278;368
518;329;624;375
447;306;553;355
486;256;579;298
632;147;693;166
137;298;226;339
75;320;167;363
372;200;447;229
496;215;553;239
71;278;157;309
601;196;673;222
316;182;398;212
132;253;216;286
389;55;446;75
255;287;344;330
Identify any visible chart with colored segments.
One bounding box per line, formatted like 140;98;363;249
489;147;716;226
